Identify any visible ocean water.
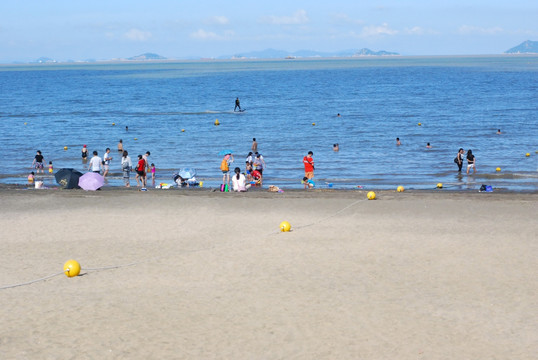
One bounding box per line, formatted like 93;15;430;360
0;56;537;190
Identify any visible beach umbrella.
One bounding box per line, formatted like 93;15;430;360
54;168;82;189
78;172;105;191
218;149;234;156
178;168;196;179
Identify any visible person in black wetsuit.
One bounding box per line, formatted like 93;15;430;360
234;97;241;112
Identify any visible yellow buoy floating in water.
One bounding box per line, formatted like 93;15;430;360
280;221;291;232
437;183;443;189
24;122;27;125
181;129;185;132
63;146;68;151
397;186;404;192
63;260;81;278
525;153;530;157
112;123;115;126
496;167;501;172
214;119;220;126
312;123;316;126
367;191;376;200
418;122;422;126
134;138;138;140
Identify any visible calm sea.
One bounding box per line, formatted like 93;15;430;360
0;56;537;190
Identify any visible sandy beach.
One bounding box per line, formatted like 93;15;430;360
0;188;536;359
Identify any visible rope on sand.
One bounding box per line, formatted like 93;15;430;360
0;271;65;290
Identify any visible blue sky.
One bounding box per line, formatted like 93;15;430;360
0;0;537;62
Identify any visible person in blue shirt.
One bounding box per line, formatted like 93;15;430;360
302;176;315;189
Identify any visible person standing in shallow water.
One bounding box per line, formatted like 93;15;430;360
455;148;465;172
466;149;476;174
252;138;257;152
303;151;314;180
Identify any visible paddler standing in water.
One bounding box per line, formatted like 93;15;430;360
234;97;241;112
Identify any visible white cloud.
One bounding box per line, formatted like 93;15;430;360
260;9;309;25
204;16;229;26
458;25;503;35
404;26;425;35
189;29;234;40
124;28;151;41
360;23;398;37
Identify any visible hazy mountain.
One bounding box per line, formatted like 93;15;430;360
32;57;57;63
127;53;167;61
222;48;399;59
504;40;538;54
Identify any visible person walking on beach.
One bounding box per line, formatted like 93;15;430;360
234;97;241;112
32;150;45;174
103;148;112;177
303;151;315;179
121;150;132;187
466;149;476;174
455;148;465;172
88;151;102;173
252;138;257;152
135;154;147;189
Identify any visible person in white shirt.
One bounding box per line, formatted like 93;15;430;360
231;167;251;192
121;150;132;187
88;151;102;173
103;148;113;177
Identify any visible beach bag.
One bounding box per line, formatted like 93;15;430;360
220;159;229;171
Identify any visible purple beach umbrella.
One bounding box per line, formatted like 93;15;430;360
78;172;105;191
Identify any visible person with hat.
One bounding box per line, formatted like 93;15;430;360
81;145;88;160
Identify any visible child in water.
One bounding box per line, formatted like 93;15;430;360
302;176;315;189
48;161;53;173
150;163;156;186
28;171;35;182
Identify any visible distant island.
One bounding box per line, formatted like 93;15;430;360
227;48;399;59
127;53;167;61
505;40;538;54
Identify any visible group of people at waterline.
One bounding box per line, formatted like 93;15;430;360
30;131;483;190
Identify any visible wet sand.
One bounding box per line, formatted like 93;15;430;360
1;188;536;359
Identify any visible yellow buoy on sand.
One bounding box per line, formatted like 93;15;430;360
63;260;81;278
437;183;443;189
397;186;404;192
280;221;291;232
496;167;501;172
367;191;376;200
